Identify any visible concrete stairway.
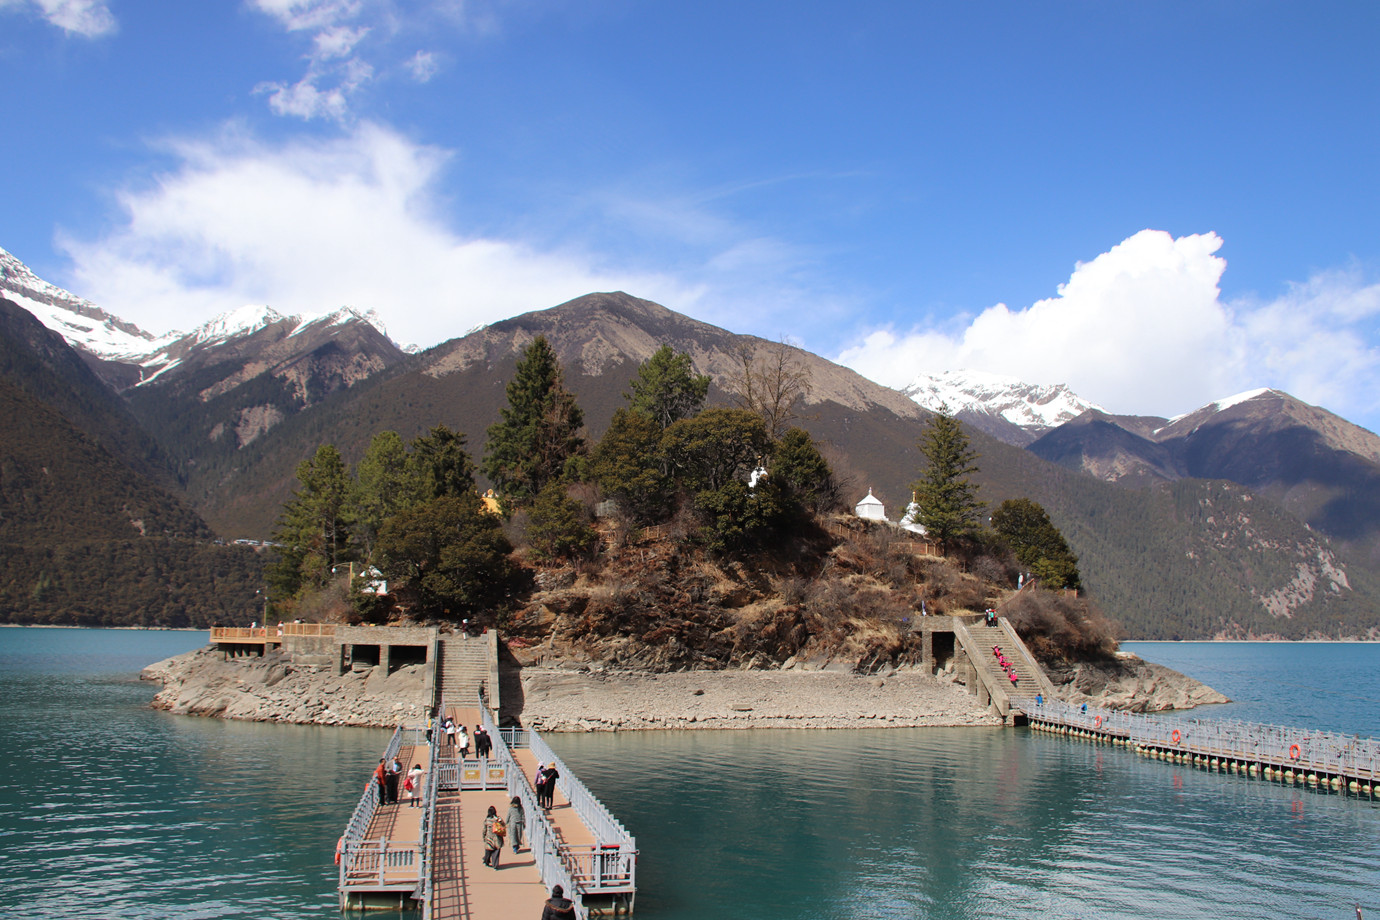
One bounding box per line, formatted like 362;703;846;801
436;631;500;717
954;619;1057;718
965;623;1045;693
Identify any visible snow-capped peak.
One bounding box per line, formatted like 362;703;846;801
0;246;159;360
1157;388;1282;434
902;369;1103;431
188;304;286;345
292;305;388;339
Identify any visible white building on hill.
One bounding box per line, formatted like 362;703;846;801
855;488;887;521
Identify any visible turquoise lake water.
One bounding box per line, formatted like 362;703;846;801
0;628;1376;919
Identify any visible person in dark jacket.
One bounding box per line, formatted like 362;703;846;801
506;795;526;853
540;884;576;920
539;763;560;809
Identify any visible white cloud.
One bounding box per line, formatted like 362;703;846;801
0;0;116;37
313;24;370;59
251;0;362;34
247;1;492;121
834;229;1380;422
256;76;352;121
405;49;439;82
57;123;688;348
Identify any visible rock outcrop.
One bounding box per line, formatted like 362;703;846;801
141;646;430;727
1045;652;1230;712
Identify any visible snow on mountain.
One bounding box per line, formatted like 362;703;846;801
0;246;396;378
901;369;1103;432
1158;388;1276;432
186;303;285;346
0;245;168;360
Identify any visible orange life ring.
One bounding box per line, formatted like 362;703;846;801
1094;715;1103;729
334;837;344;865
1171;729;1181;745
1289;744;1301;760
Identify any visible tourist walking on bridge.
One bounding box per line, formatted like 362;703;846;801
507;795;525;853
482;805;505;868
538;762;560;809
372;758;387;804
406;763;424;807
540;884;577;920
475;724;492;758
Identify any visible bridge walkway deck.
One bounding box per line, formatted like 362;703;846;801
339;740;430;896
428;706;561;920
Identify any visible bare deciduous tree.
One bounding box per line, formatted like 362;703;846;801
726;338;813;441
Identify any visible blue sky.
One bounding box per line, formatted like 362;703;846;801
3;1;1380;429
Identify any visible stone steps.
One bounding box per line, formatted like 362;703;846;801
966;624;1042;694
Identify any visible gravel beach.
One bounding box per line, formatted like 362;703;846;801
513;666;1003;731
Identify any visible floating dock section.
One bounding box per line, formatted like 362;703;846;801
336;696;636;918
1017;696;1380;799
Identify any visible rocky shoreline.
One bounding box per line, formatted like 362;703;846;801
142;644;1227;730
141;646;431;727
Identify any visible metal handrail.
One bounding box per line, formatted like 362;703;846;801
523;729;635;845
1017;696;1380;778
479;705;590;920
418;718;441;920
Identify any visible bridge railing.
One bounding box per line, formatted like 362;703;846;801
338;727;397;896
479;706;589;920
340;838;423;888
502;726;638;894
418;719;442;920
523;728;635;846
1017;697;1380;778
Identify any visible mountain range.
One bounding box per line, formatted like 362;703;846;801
2;245;1377;639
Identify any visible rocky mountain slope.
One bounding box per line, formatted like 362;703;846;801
3;248;1378;639
1030;389;1380;566
0;299;263;627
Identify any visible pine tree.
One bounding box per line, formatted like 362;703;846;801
526;481;597;561
591;407;672;523
410;425;477;501
770;427;839;515
353;431;416;559
626;344;710;430
910;404;985;550
374;493;518;620
481;337;585;507
992;497;1082;590
268;444;356;599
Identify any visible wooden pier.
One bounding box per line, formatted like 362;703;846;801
1016;696;1380;799
337;700;636;918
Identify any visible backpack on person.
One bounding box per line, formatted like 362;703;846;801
492;818;506;837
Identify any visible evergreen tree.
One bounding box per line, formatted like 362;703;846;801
482;337;585;507
626;344;710;430
410;425;478;501
268;444;356;599
992;497;1082;590
660;408;771;494
694;476;789;557
769;427;839;514
374;493;518;620
526;481;597;562
590;407;672;523
353;431;416;558
910;404;985;550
